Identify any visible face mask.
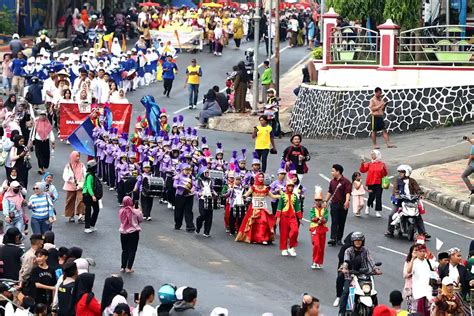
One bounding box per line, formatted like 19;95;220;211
10;175;16;179
13;188;20;194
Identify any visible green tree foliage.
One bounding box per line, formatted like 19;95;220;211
0;5;15;35
383;0;423;30
325;0;385;25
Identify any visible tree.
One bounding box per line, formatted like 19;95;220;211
383;0;422;30
0;5;15;35
326;0;385;25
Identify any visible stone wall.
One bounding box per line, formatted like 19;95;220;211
289;85;474;138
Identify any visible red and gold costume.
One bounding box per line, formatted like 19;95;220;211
309;206;329;264
276;189;302;251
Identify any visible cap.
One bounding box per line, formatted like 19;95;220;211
438;252;449;260
372;305;396;316
314;185;323;200
87;160;97;169
10;181;21;188
175;286;188;300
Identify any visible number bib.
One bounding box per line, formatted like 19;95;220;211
252;197;267;209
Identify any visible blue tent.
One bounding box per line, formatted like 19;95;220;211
171;0;198;9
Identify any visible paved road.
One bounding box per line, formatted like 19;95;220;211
10;41;474;315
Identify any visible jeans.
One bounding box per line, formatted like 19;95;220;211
461;165;473;191
256;149;270;173
188;84;199;106
31;217;50;235
4;217;24;234
2;76;11;92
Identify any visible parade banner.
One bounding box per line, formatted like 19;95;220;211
59;103;132;140
150;29;203;50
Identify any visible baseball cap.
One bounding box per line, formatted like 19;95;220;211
442;276;454;286
175;286;188;300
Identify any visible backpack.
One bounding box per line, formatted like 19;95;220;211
57;281;76;316
86;173;103;200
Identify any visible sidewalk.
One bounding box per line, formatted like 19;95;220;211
208;59;305;133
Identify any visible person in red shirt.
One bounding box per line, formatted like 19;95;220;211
359;149;388;218
75;273;102;316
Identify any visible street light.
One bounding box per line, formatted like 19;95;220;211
252;5;261;115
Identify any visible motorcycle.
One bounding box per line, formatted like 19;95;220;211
72;30;87;47
391;194;420;241
347;263;382;316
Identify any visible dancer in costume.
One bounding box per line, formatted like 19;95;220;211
275;179;301;257
309;186;328;269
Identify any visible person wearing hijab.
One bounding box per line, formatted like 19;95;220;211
198;90;222;128
119;196;143;273
432;277;464;315
3;94;16;111
28;182;55;234
0;227;23;280
2;181;26;232
62;151;86;223
3;130;19;176
31;110;55;175
42;172;59;204
101;275;127;315
111;38;123;57
232;61;249;113
2;167;26;194
0;97;8;138
15;103;32;142
111;88;129;104
359;149;387;217
75;273;101;316
9;135;30;189
213;20;225;56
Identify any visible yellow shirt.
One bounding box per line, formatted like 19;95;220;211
255;125;273;150
186;65;201;84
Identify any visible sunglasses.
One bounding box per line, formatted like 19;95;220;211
33;187;40;190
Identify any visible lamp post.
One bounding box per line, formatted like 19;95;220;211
252;3;261;115
274;0;280;96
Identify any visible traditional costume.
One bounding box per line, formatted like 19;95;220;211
309;186;329;269
275;179;301;256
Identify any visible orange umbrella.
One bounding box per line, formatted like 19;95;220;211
139;1;161;7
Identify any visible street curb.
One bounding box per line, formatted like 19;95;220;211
421;185;474;218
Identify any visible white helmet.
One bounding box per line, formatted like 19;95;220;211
397;164;412;177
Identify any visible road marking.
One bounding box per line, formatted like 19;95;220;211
402;142;464;159
173;44;291;114
317;174;473;240
422;199;474;224
57;46;72;53
286;51;312;74
377;246;406;257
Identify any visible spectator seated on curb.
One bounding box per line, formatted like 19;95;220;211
196;89;222;128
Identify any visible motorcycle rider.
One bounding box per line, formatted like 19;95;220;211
338;232;382;315
385;165;431;238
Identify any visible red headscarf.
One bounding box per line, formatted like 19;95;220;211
254;172;265;186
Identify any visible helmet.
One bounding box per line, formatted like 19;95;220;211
351;232;365;245
397;164;412;177
158;284;177;305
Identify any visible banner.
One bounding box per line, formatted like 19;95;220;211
59;103;132;140
150;29;203;50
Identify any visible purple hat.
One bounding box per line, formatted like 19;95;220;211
252;151;261;165
186;127;193;140
172;116;178;127
238;149;247;162
201;137;208;149
277;161;287;174
178;115;184;128
215;142;223;155
191;128;198;141
171;138;180;151
198;158;208;175
231;150;238;164
163;134;171;147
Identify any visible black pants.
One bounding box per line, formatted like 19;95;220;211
165;176;176;206
367;184;383;211
83;195;100;229
336;271;345;298
265;38;273;55
140;193;154;218
330;203;348;241
229;205;246;235
120;231;139;269
163;79;173;97
117;181;125;204
256;149;270;173
174;195;195;230
339;279;351;314
196;200;213;235
234;38;241;48
107;163;116;188
271;201;278;216
34;139;50;169
100;160;107;182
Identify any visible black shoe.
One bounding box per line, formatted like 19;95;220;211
188;105;193;109
186;228;196;232
423;232;431;239
336;240;343;246
174;227;181;230
384;231;394;237
328;239;336;246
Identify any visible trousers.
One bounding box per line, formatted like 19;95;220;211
188;84;199;106
256;149;270;173
278;215;299;250
163;78;173;96
461;165;473;191
31;217;50;235
140;193;153;218
330;203;348;241
229;205;246;235
367;184;383;211
311;232;326;264
120;231;139;269
196;200;213;235
83;195;100;229
174;195;195;230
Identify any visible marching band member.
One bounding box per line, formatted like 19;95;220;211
134;161;154;221
195;160;217;237
173;162;196;232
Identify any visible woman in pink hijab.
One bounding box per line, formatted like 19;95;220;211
62;151;86;223
119;196;143;273
2;181;26;232
31;110;55;175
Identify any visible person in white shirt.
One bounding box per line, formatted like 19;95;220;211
110;88;129;104
289;15;299;47
133;286;157;316
407;243;435;315
42;71;58;106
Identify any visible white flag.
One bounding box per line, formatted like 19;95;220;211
436;238;444;251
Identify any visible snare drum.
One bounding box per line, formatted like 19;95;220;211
143;176;165;197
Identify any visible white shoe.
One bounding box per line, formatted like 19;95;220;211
146;217;152;221
333;297;340;307
262;241;268;245
109;187;114;191
311;262;317;269
203;234;211;238
365;206;370;215
375;211;381;218
281;250;289;256
84;228;93;234
90;226;97;232
218;52;222;56
316;264;322;269
288;247;297;257
167;203;172;209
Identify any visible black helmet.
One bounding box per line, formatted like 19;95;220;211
351;232;365;245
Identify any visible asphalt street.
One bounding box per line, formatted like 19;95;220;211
8;40;474;315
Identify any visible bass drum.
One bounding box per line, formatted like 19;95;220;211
143;176;165;197
122;176;137;197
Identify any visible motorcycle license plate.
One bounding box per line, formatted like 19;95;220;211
252;197;267;209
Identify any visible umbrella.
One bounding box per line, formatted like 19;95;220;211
202;2;223;8
139;1;161;7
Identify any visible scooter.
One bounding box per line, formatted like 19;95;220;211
391;194;420;241
347;263;382;316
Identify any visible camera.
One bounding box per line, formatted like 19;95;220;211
463;136;469;140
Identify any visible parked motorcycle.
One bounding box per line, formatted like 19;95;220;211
391;194;420;241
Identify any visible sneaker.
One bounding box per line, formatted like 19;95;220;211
328;239;336;246
311;262;317;269
68;217;75;223
146;217;152;221
336;240;343;246
384;231;394;237
78;216;85;224
262;241;268;245
423;232;431;239
90;226;97;232
192;105;197;109
203;234;211;238
188;105;193;109
109;187;114;191
375;211;381;218
167;203;173;209
281;250;289;256
333;297;340;307
84;228;93;234
288;248;297;257
365;206;370;215
316;264;322;269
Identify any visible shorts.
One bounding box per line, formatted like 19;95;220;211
371;115;385;132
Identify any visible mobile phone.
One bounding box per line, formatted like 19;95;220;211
134;292;139;302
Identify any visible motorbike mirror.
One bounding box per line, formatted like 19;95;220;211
374;262;382;267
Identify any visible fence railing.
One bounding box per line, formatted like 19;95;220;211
397;25;474;65
329;26;380;64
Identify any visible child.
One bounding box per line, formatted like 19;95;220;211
309;186;328;269
351;172;366;217
265;88;281;137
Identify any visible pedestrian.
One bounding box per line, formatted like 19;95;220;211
438;247;470;305
9;135;30;190
9;34;25;58
133;285;157;316
3;93;16;111
114;303;132;316
42;172;58;205
185;59;202;110
62;151;86;223
325;164;352;246
406;244;433;316
351;172;366;217
432;277;464;315
282;134;310;181
31;110;55;175
54;261;78;316
119;196;143;273
461;135;474;195
300;295;321;316
2;181;26;232
233;14;244;49
2;54;13;94
233;61;249;113
101;276;128;315
369;87;395;149
29;248;57;309
162;55;178;98
275;179;301;257
213;85;229;113
260;60;273;104
402;245;417;314
134;161;154;221
197;90;222;128
82;160;102;234
389;290;408;316
169;287;201;316
252;115;277;173
264;89;281;138
75;273;102;316
28;182;55;235
309;186;328;269
269;164;287;216
360;149;387;217
10;51;26;96
0;227;23;280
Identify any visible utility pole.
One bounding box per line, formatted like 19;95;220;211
320;0;325;41
252;1;261;115
268;0;272;59
274;0;280;97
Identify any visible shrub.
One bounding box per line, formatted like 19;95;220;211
0;5;15;35
312;47;323;60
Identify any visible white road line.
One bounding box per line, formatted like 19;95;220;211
317;174;473;240
377;246;406;257
57;46;72;53
173;45;291;114
286;51;312;73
